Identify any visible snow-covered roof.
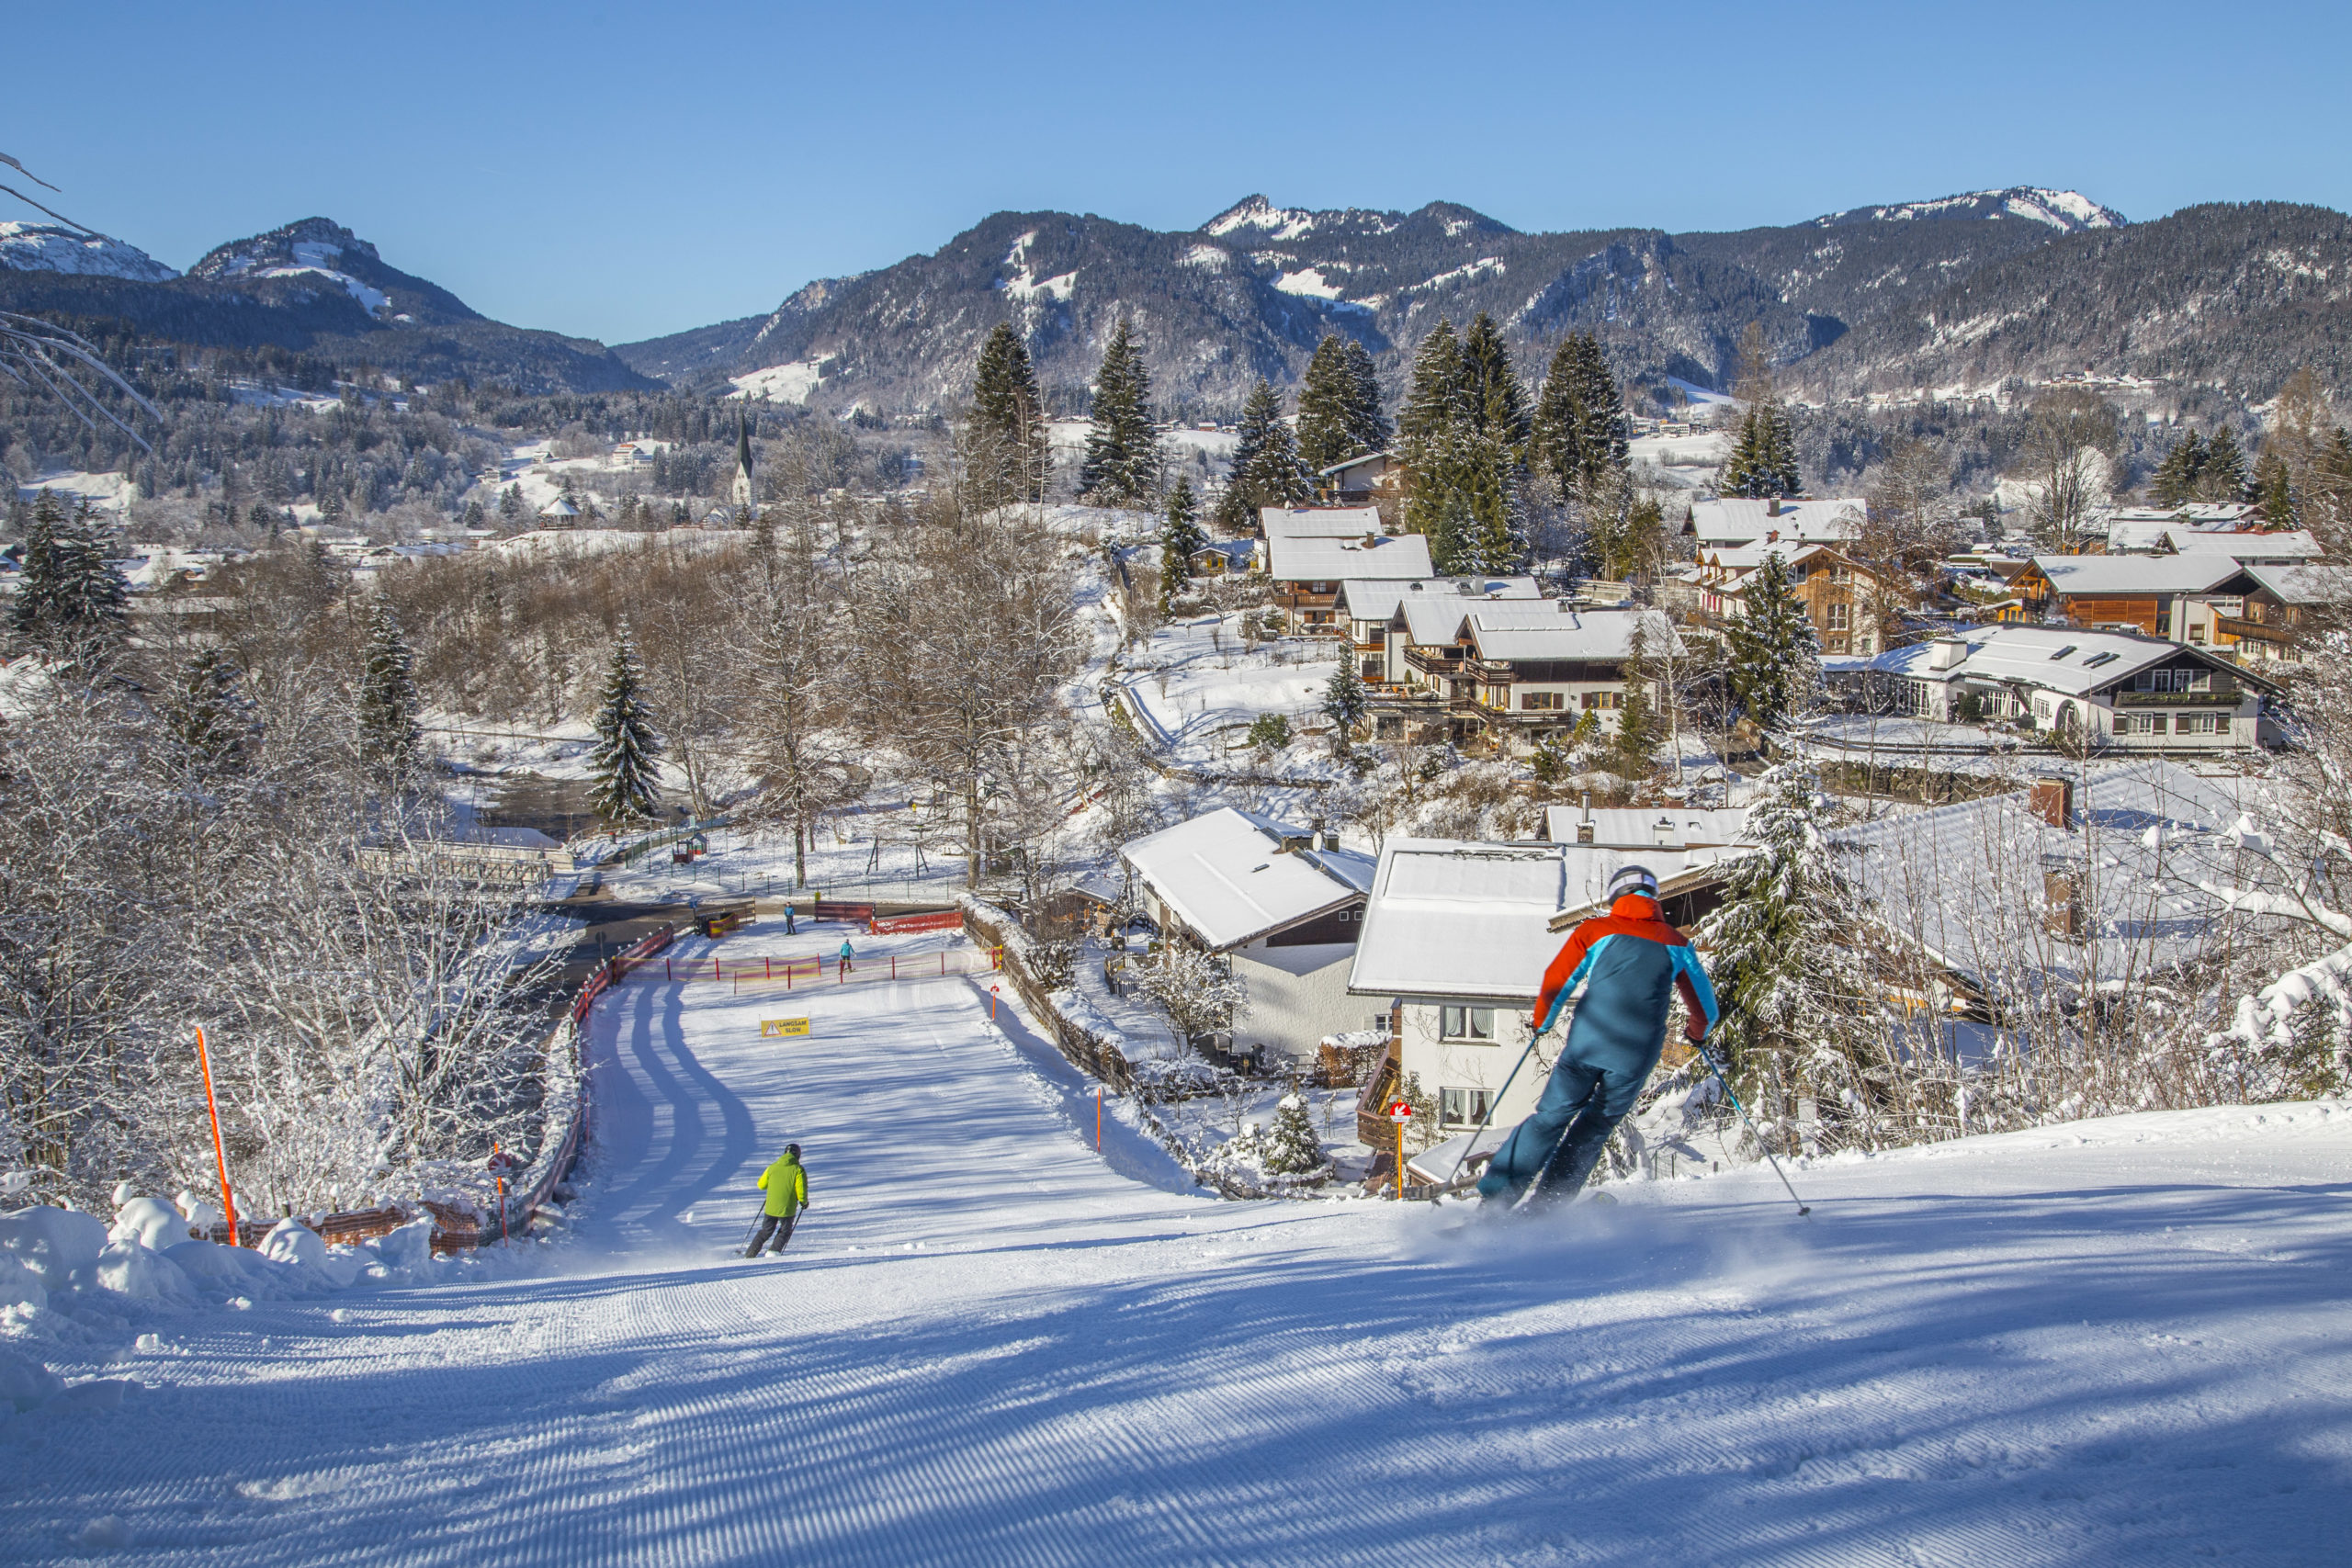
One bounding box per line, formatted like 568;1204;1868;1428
1860;625;2230;696
1837;761;2256;987
2241;562;2352;605
1696;540;1834;579
1317;450;1392;479
1335;575;1539;622
1264;531;1431;584
1464;606;1682;663
1687;497;1865;546
1543;807;1751;850
1121;807;1374;951
2030;554;2244;595
1347;840;1569;1002
1261;505;1384;539
2106;523;2321;561
2100;502;2260;530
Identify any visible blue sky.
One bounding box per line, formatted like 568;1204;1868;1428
10;1;2349;345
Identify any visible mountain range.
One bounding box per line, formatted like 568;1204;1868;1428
0;217;654;394
5;189;2346;415
614;187;2352;419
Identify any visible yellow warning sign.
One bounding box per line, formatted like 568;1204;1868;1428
760;1017;811;1039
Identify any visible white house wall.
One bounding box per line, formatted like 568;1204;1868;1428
1231;942;1373;1064
1396;1000;1546;1133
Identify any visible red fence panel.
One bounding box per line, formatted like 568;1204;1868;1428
872;909;963;934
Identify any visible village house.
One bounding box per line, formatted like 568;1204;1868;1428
1860;625;2273;751
1376;604;1680;749
2211;563;2346;665
1694;540;1928;656
1261;506;1432;632
2015;554;2260;646
1344;839;1568;1146
1334;575;1541;685
1684;495;1865;550
1120;808;1377;1070
2103;519;2321;564
1317;450;1396;504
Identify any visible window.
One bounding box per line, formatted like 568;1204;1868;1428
1440;1087;1493;1126
1520;691;1563;710
1440;1006;1494;1041
1826;603;1849;632
2177;712;2221;735
1362;657;1381;679
1581;691;1623;711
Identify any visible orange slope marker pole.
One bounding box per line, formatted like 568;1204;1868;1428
194;1026;241;1246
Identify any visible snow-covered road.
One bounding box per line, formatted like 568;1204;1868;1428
10;934;2352;1563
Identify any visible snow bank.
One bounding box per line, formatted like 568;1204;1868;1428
0;1206;107;1293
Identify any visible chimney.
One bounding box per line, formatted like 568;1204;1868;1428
1577;790;1596;845
1928;635;1967;671
2030;778;2075;830
1652;816;1676;847
1767;497;1781;517
2042;863;2086;940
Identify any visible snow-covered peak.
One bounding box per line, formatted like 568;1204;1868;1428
1813;187;2126;233
1204;196;1319;242
189;218;394;313
0;222;179;282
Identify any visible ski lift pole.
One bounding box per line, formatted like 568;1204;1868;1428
193;1026;242;1246
1692;1041;1811;1217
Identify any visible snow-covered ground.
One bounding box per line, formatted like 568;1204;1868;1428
1118;612;1348;771
1629;426;1728;488
8;920;2351;1563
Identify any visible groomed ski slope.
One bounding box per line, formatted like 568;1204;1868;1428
10;930;2352;1565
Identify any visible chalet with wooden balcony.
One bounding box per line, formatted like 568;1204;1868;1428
1684;495;1865;550
1695;540;1927;656
2016;554;2262;647
1376;604;1681;749
1861;625;2274;751
2212;563;2346;665
1334;575;1540;687
1260;506;1430;633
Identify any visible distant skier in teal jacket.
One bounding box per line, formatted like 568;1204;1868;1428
1477;864;1719;1209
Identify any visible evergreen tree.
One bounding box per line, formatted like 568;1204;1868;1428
2199;425;2248;502
1531;332;1629;498
1457;312;1530;453
2152;431;2206;506
165;649;257;775
1159;477;1205;608
6;491;65;653
2252;449;2297;525
1078;317;1163;506
1398;320;1468;485
1694;763;1864;1112
356;602;422;776
1215;379;1308;533
588;633;664;826
1339;338;1391;455
51;505;128;639
499;484;524;522
1724;552;1819;731
1260;1091;1330;1179
970;322;1050;506
1719;324;1800;499
1458;431;1526;574
1321;647;1369;757
1295;335;1361;479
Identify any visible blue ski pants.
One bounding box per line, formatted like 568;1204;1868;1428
1476;1055;1641;1207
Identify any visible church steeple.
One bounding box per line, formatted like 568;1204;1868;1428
730;409;755;513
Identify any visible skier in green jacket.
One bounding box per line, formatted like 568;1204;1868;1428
745;1144;809;1257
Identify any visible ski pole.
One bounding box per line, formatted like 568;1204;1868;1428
1692;1041;1811;1217
1430;1023;1549;1201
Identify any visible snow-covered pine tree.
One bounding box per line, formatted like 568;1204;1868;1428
1078;317;1163;506
2153;432;2206;507
1159;476;1205;609
1401;322;1469;553
1459;430;1526;574
1532;332;1630;500
2199;425;2248;502
51;503;128;640
356;602;422;776
499;484;524;522
588;633;664;826
1214;379;1307;533
1458;312;1529;455
1260;1090;1329;1179
2251;449;2296;525
970;322;1050;506
1724;550;1819;732
166;649;257;775
1321;645;1368;756
1295;335;1361;479
1694;762;1869;1145
6;491;64;653
1340;337;1392;457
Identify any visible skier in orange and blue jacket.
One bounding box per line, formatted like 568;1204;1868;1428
1476;863;1719;1209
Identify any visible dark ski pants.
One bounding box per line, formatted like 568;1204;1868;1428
1476;1055;1640;1208
745;1212;798;1256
